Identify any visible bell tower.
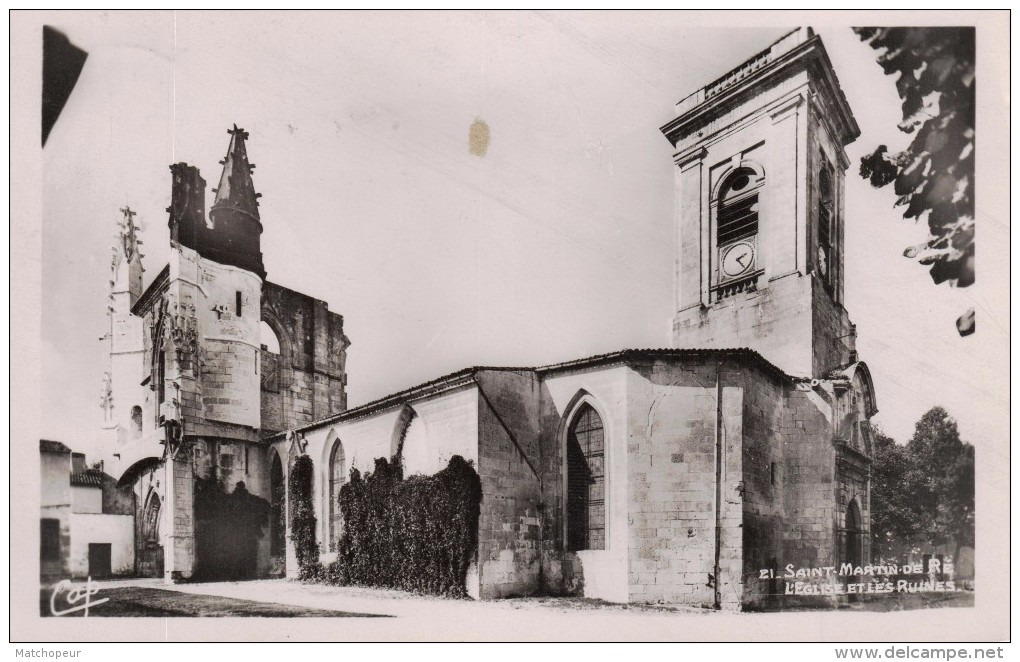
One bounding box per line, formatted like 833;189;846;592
661;27;860;378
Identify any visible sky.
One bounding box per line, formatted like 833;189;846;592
31;11;1009;460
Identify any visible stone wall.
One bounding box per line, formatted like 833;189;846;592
261;281;348;435
780;385;837;572
738;369;788;609
624;358;744;608
541;366;631;603
68;513;134;578
674;274;816;378
474;370;546;599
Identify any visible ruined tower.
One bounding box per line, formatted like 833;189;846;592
104;126;349;582
661;27;860;379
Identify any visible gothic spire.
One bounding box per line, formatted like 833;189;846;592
211;124;261;221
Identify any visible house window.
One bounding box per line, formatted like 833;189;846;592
328;437;346;552
41;518;60;561
817;164;835;293
566;403;605;551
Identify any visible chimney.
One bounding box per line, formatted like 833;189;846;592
71;452;86;474
167;163;207;250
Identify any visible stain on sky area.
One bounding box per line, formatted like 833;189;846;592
42;26;88;146
468;118;490;157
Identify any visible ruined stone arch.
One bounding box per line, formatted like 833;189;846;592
559;390;611;552
259;306;295;387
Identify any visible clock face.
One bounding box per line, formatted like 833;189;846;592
721;241;755;278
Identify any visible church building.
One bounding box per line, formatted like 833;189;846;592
92;27;876;610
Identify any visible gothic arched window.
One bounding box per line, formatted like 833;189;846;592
566;403;605;551
328;437;346;551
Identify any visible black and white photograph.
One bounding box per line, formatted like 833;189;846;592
10;9;1010;647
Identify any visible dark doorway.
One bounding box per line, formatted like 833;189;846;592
88;543;112;578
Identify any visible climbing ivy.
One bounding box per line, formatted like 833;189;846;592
319;455;481;597
288;454;320;579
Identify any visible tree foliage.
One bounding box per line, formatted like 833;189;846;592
869;407;974;566
854;28;975;335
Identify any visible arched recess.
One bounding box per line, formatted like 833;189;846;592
116;456;162;488
394;406;432;477
259;321;282;354
269;449;286;561
559;391;611;552
324;429;346;552
389;405;417;461
842;498;864;569
259;308;295;395
141;490;162;543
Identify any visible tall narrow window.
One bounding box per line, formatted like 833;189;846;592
566;403;605;551
817;165;835;293
328;438;346;551
716;167;764;287
236;291;243;316
156;349;166;411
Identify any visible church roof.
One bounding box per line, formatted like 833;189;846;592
211;124;261;222
264;347;798;441
70;470;104;487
